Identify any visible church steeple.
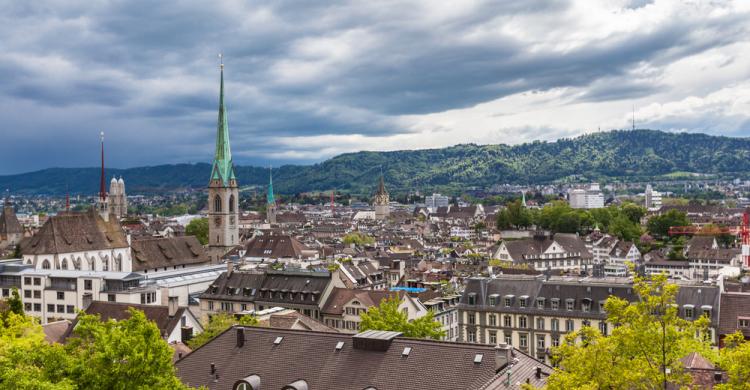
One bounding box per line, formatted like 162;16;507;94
210;55;236;186
267;167;275;205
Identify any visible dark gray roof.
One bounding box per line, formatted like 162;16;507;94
131;236;210;271
176;326;518;390
20;209;128;255
200;270;266;302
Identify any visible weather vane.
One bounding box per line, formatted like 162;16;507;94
100;131;104;142
219;53;224;69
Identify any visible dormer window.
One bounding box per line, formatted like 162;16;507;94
536;297;545;310
551;298;559;310
701;305;712;318
519;296;528;308
566;299;575;311
488;294;498;306
467;293;476;305
684;305;694;319
504;295;514;307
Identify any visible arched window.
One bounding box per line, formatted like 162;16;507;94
42;260;51;269
229;194;235;212
87;257;94;270
214;195;222;212
61;258;68;270
114;254;122;272
73;257;81;270
102;256;109;271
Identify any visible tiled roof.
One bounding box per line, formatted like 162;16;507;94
244;234;311;259
131;236;209;271
176;326;514;390
322;288;403;315
718;292;750;337
0;205;22;235
20;209;128;255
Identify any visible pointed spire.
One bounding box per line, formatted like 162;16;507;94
99;131;106;201
210;53;236;186
377;172;387;196
267;166;275;205
521;190;526;208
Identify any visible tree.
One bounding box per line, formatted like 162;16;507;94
185;218;208;245
342;232;374;246
188;313;257;349
0;313;74;389
359;296;444;340
547;272;715;389
717;332;750;389
647;210;690;239
65;308;193;389
7;287;23;316
505;200;532;229
608;214;642;242
621;203;646;224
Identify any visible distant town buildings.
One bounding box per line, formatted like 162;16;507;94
425;193;450;212
645;184;662;210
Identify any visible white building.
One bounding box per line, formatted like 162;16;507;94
569;183;604;209
645;184;662;210
425;193;450;212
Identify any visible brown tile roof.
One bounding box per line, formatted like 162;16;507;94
42;320;71;344
244;234;311;259
275;212;307;224
131;236;210;271
321;288;403;316
719;292;750;338
176;326;508;390
20;209;128;255
79;301;186;338
266;311;339;333
0;205;22;234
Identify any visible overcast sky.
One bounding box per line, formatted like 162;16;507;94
1;0;749;174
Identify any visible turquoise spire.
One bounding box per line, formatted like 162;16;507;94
210;56;236;185
267;167;275;205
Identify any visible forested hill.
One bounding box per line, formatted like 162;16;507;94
3;130;750;195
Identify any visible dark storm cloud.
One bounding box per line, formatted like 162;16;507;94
0;1;748;174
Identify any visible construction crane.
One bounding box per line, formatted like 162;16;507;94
668;211;750;268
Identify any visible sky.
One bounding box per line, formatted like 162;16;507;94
1;0;750;174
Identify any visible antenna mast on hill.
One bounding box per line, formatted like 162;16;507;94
632;105;635;131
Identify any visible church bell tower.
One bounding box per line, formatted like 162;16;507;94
207;55;239;260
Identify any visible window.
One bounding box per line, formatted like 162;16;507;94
214;195;222;212
24;303;31;312
61;259;68;270
33;303;41;312
57;291;64;300
208;301;214;310
504;315;512;327
552;336;560;347
42;260;51;269
739;319;750;328
519;334;528;348
519;316;527;328
489;295;497;306
566;319;575;332
489;331;497;345
536;317;545;330
504;334;512;346
33;290;41;299
24;277;31;285
566;299;574;311
551;299;559;310
33;278;41;286
537;298;545;309
599;321;608;335
47;304;55;312
582;301;590;312
467;330;476;343
57;304;64;313
489;314;497;326
467;294;476;305
84;280;92;290
67;305;75;314
504;298;512;307
229;194;235;212
519;298;527;308
221;302;234;312
24;290;31;298
108;294;115;302
685;307;694;319
537;335;546;349
551;319;559;331
1;289;7;297
468;313;476;325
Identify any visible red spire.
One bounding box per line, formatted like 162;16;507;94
66;190;70;212
99;132;106;201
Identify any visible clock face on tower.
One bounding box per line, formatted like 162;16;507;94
214;216;222;227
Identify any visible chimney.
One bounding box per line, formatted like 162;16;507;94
168;296;178;317
160;287;169;306
236;327;245;348
495;343;512;371
535;366;542;379
210;363;215;375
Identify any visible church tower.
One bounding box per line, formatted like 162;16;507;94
266;167;277;224
109;176;127;218
373;173;390;220
96;132;110;222
207;56;239;259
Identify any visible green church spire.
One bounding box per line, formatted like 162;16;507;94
210;55;236;186
267;167;275;205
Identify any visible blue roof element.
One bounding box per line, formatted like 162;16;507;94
389;287;427;293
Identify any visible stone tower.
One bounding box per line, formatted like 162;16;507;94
373;174;390;220
207;58;239;260
267;167;277;224
109;177;127;218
